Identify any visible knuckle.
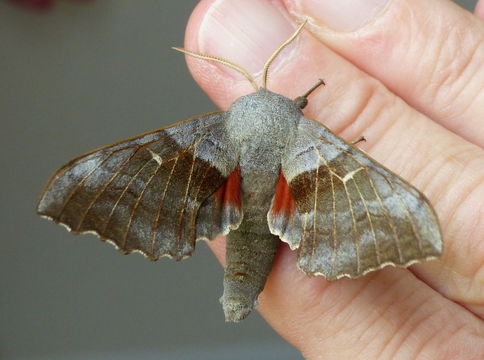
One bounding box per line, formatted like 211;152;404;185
424;26;483;110
333;76;396;140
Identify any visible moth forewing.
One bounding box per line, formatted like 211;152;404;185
37;111;240;261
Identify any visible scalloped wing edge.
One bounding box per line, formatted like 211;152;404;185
299;255;440;280
39;212;230;261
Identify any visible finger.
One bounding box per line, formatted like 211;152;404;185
283;0;484;148
476;0;484;18
183;0;484;315
206;238;484;358
183;0;297;105
264;247;484;359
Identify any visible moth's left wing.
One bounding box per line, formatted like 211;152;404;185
37;111;240;261
268;116;442;280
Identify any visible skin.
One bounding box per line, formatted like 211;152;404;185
183;0;484;359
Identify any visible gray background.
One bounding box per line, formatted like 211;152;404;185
0;0;477;359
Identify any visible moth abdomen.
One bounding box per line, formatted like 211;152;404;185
222;229;279;322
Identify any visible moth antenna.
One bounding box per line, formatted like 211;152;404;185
294;78;326;109
172;47;259;91
261;19;307;89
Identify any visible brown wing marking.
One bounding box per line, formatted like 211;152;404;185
37;112;239;261
76;147;142;232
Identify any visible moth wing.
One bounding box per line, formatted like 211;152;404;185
37;111;241;261
269;116;442;279
196;166;243;241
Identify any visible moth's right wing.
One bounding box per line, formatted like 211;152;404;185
37;111;241;261
269;116;442;280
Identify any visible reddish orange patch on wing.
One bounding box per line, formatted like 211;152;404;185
272;171;295;216
215;166;241;208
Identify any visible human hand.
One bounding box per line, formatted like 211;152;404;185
183;0;484;358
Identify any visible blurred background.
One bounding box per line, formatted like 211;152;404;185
0;0;478;359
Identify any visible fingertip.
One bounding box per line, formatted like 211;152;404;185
183;0;301;107
475;0;484;18
183;0;237;108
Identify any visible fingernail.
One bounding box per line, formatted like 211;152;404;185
198;0;297;77
296;0;391;32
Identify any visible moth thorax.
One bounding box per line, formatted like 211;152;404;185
226;89;301;144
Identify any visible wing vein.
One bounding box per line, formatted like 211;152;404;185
150;156;179;255
330;173;338;277
307;131;361;274
384;177;424;256
365;169;404;263
352;178;381;265
192;158;213;240
175;141;200;252
100;152;152;234
122;156;164;251
76;148;139;230
57;152;116;221
315;134;404;263
105;156;157;247
342;179;361;274
311;146;320;269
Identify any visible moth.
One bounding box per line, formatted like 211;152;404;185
37;22;442;322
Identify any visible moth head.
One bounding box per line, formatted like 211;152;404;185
228;88;303;120
172;20;308;92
